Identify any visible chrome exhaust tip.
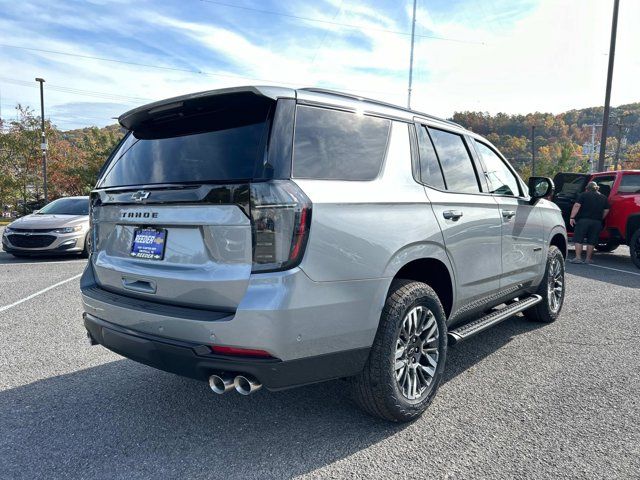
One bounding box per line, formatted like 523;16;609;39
234;375;262;395
209;374;234;394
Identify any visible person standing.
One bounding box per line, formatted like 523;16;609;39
569;181;610;264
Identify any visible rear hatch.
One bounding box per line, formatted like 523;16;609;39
552;172;590;232
90;90;299;311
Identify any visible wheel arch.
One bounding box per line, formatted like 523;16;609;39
550;232;567;259
548;225;568;259
626;214;640;244
383;243;455;318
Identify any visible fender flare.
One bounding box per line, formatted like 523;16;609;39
380;241;457;311
547;224;568;257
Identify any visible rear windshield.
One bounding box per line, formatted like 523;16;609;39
99;99;273;188
38;198;89;215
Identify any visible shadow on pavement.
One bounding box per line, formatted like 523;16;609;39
0;251;86;265
0;313;542;479
565;262;640;289
444;313;545;383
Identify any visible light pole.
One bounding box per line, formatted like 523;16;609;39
35;77;48;204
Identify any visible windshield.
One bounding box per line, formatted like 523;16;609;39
38;198;89;215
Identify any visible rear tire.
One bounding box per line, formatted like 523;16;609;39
525;245;565;323
350;280;447;422
595;241;619;253
630;229;640;269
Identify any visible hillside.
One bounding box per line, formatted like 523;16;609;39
451;102;640;177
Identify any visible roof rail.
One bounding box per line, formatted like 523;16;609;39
299;87;462;128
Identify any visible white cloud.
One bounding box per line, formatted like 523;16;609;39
409;0;640;116
0;0;638;129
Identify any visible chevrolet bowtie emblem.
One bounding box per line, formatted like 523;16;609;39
131;191;150;202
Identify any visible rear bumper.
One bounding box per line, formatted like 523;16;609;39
84;312;369;390
81;261;387;387
81;262;387;361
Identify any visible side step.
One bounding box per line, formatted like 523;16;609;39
448;294;542;345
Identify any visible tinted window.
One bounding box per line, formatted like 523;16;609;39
416;126;446;189
293;106;391;180
474;141;520;196
38;198;89;215
100;105;272;187
555;174;588;198
428;128;479;193
619;174;640;194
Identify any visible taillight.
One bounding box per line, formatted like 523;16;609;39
250;180;312;273
88;194;99;256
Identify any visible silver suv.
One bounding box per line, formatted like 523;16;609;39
81;86;567;422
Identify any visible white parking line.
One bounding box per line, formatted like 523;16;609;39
0;273;82;314
587;263;640;277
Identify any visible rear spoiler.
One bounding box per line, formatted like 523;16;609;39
118;86;295;131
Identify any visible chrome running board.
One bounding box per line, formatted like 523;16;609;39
448;294;542;345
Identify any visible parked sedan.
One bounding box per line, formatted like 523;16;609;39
2;196;90;257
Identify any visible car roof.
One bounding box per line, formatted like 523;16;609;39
119;85;466;133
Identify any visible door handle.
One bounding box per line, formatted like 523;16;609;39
443;210;463;221
502;210;516;219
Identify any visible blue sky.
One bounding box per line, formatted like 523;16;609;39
1;0;638;130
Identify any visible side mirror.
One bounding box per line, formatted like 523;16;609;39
32;209;40;214
528;176;554;204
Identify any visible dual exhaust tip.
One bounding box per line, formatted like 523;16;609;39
209;374;262;396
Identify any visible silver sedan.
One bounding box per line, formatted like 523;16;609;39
2;196;90;257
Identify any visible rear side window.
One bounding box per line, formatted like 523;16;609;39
619;174;640;194
428;128;480;193
415;125;446;190
99;99;273;188
293;106;391;180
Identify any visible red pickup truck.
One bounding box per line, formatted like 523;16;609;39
552;170;640;268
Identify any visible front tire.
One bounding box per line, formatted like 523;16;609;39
350;280;448;422
525;245;565;323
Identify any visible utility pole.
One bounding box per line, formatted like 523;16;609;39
531;125;536;177
597;0;619;172
584;123;602;173
614;119;629;169
35;78;48;204
407;0;417;109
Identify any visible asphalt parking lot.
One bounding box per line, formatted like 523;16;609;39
1;227;639;479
